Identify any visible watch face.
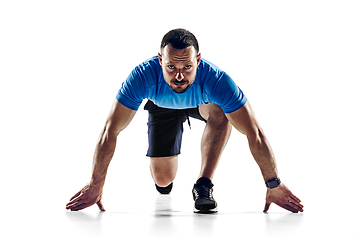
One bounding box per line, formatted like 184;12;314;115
266;179;280;189
268;181;278;188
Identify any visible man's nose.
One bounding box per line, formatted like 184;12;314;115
175;71;184;81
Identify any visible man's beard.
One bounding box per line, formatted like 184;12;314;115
169;80;191;93
164;68;197;94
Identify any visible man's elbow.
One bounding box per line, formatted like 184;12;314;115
98;123;120;145
246;126;267;146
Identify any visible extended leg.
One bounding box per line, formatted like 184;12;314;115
198;103;232;180
144;100;183;193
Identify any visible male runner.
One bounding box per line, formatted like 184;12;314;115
66;29;304;213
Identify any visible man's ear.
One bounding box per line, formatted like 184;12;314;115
158;52;162;66
197;53;202;66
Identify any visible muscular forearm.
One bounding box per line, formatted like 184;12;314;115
248;131;278;182
90;128;117;187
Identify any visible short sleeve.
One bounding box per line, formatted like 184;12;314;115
116;62;155;111
210;72;247;114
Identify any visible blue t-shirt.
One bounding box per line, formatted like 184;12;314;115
116;56;247;114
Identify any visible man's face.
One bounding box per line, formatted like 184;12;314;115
158;45;201;93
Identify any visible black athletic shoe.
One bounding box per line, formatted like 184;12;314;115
192;177;218;213
155;182;173;194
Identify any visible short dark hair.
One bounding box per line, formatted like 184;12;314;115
160;28;199;54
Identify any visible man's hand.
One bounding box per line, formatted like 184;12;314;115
263;183;303;213
66;183;105;211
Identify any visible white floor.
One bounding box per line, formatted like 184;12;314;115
4;192;359;240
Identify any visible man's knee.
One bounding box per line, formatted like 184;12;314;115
202;103;230;127
153;175;175;187
150;156;178;187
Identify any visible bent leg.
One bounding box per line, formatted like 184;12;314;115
150;155;178;187
198;103;232;180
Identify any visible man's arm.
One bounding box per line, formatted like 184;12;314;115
66;100;136;211
226;101;303;213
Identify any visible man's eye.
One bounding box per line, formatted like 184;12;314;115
168;65;175;69
184;65;192;70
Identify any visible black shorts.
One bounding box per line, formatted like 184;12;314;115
144;100;207;157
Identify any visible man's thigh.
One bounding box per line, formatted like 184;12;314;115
144;100;208;157
144;100;186;157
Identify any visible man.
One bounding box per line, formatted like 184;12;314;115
66;29;304;214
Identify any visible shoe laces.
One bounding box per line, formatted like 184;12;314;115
194;184;214;200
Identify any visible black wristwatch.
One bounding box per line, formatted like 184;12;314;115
265;178;281;189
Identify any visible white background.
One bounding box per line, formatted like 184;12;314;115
1;0;359;239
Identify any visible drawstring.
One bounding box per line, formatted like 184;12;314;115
185;110;191;129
